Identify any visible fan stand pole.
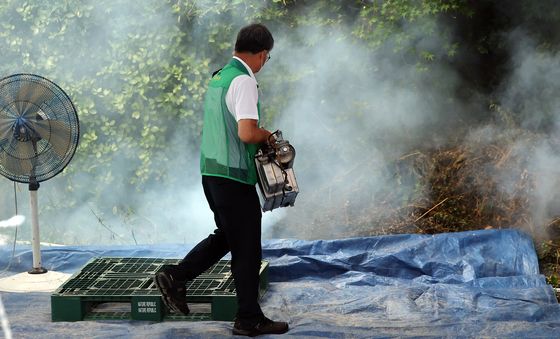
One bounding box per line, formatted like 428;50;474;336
29;180;47;274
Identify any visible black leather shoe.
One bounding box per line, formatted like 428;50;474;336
154;266;190;315
232;317;289;337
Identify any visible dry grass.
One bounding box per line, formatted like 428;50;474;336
353;129;560;288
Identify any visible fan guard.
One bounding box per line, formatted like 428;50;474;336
0;73;79;183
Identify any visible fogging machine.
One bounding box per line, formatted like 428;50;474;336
255;130;299;212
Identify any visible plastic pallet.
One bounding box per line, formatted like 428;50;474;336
51;257;268;322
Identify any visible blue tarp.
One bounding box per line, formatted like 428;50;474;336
1;229;559;338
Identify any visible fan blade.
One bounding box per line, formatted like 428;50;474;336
0;138;32;177
32;119;72;158
14;138;35;158
0;85;16;108
17;80;56;119
0;118;14;144
0;101;18;118
1;104;20;146
0;151;24;178
14;140;34;174
20;102;42;121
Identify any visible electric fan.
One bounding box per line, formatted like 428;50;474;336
0;73;79;274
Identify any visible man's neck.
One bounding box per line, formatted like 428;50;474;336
233;52;259;74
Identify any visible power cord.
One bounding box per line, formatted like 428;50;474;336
1;182;19;272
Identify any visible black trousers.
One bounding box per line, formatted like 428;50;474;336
173;175;264;325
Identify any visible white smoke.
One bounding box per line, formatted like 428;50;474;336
0;215;25;228
454;22;560;240
488;30;560;237
264;21;467;238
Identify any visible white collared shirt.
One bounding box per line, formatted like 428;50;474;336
225;56;259;122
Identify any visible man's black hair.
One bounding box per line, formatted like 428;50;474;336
234;23;274;54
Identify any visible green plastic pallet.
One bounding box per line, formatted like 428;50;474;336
51;257;268;322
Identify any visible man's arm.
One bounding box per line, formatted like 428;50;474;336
238;119;273;144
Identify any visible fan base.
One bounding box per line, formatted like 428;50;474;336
28;267;48;274
0;270;70;293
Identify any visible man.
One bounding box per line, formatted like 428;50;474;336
155;23;289;337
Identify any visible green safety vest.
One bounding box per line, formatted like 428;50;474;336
200;58;260;185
